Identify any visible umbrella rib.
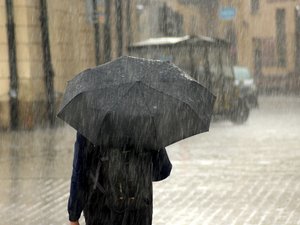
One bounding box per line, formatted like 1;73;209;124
109;82;138;112
137;84;160;147
84;81;139;111
59;81;137;111
94;82;138;141
139;82;205;121
78;81;137;94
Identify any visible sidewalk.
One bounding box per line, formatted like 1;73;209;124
0;96;300;225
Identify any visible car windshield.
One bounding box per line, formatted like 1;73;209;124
234;67;252;80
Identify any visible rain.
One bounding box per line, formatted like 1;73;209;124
0;0;300;224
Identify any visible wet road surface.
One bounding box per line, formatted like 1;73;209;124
0;96;300;225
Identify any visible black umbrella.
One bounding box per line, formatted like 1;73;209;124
57;56;215;149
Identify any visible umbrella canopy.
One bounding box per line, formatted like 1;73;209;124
57;56;215;149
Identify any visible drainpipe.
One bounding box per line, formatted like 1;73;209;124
92;0;100;65
104;0;111;62
115;0;123;57
295;6;300;93
39;0;55;126
126;0;132;47
295;6;300;76
5;0;19;129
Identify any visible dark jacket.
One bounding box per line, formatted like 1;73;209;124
68;132;172;222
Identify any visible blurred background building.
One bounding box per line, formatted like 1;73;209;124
217;0;300;94
0;0;137;129
0;0;299;129
136;0;219;39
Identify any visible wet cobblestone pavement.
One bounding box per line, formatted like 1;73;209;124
0;96;300;225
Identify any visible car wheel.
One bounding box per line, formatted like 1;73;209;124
231;99;250;124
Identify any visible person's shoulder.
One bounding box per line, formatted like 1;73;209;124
76;132;87;145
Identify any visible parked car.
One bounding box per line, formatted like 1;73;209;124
128;35;251;124
233;66;258;108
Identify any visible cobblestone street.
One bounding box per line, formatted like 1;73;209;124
0;96;300;225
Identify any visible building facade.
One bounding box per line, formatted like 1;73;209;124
218;0;300;93
0;0;137;129
136;0;219;40
3;0;298;129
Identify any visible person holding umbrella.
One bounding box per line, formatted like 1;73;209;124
57;56;216;225
68;132;172;225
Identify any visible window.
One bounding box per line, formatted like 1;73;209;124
262;38;276;67
252;38;276;68
251;0;259;14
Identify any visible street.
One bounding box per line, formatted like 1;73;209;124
0;96;300;225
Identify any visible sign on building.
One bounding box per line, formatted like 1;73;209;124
219;7;236;21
